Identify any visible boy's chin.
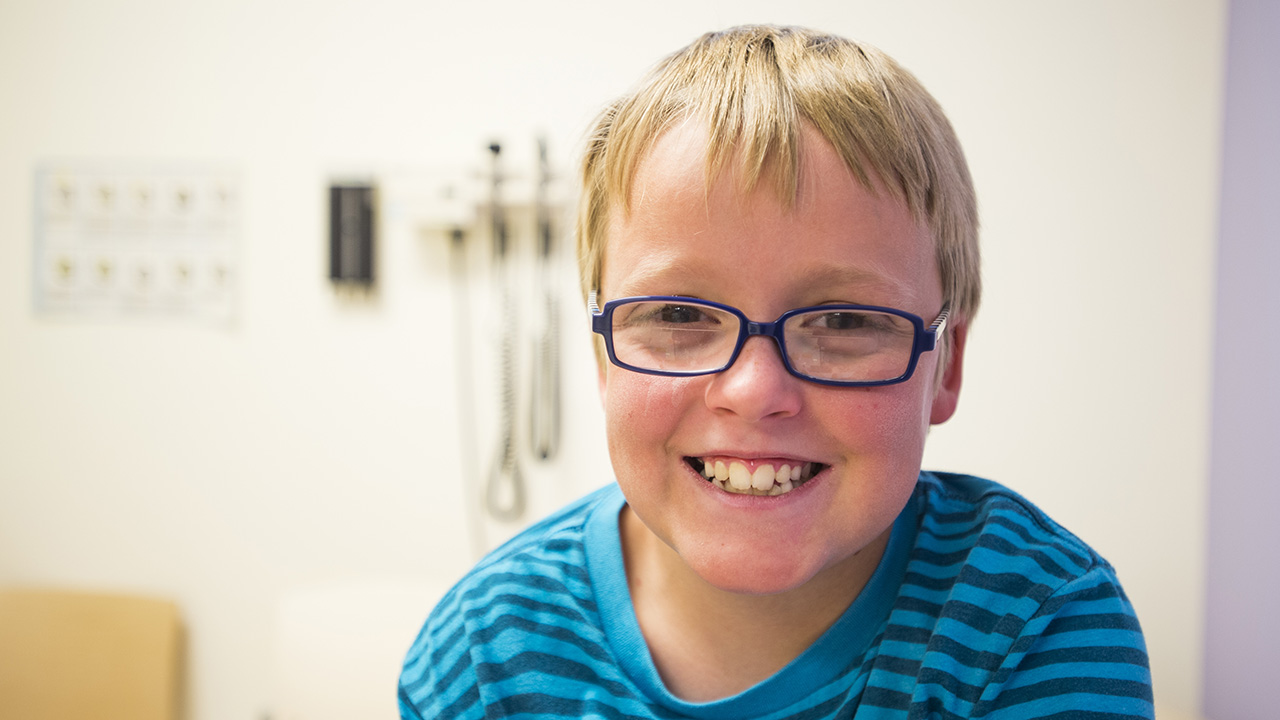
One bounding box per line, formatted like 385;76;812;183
682;549;828;597
673;527;892;600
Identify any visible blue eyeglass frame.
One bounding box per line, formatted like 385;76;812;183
588;293;951;388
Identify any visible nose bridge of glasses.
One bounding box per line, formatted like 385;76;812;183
738;320;789;363
744;319;784;343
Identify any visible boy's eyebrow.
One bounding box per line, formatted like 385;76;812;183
607;250;692;291
796;263;928;307
801;263;909;290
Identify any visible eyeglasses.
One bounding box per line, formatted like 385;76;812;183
589;293;949;387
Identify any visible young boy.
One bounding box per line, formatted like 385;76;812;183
400;25;1153;719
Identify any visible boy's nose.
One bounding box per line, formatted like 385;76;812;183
704;335;803;421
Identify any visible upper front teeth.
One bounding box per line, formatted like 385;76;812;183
701;459;809;496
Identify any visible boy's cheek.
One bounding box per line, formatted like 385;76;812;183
603;374;701;425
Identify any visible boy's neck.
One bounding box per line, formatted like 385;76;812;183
619;505;890;703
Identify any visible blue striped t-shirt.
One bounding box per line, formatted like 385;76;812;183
399;472;1153;719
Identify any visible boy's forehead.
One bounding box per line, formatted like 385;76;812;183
619;119;715;217
605;246;930;308
601;120;939;306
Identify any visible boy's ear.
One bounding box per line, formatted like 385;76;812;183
929;320;968;425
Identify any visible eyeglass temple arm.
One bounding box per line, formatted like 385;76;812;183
924;304;951;351
588;292;611;335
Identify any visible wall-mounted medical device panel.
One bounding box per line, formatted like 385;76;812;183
33;163;240;323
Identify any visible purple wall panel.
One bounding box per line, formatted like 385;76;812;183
1204;1;1280;718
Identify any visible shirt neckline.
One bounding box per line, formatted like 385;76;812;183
584;481;920;718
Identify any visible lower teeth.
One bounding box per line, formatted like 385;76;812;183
713;478;797;496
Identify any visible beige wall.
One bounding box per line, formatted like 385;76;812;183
0;1;1222;719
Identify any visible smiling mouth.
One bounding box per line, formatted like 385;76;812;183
686;457;825;496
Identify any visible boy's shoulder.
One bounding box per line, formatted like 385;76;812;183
416;484;621;634
904;471;1142;664
399;486;624;718
914;470;1110;579
473;485;617;569
890;473;1151;716
439;484;619;603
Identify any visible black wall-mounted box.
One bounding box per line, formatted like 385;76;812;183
329;183;375;285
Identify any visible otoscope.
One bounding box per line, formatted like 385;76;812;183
528;137;561;462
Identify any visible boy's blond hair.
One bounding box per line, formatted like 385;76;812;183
577;25;980;363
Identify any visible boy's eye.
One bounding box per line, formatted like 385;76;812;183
655;303;712;324
618;301;722;328
810;311;868;331
801;310;884;333
790;308;913;342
